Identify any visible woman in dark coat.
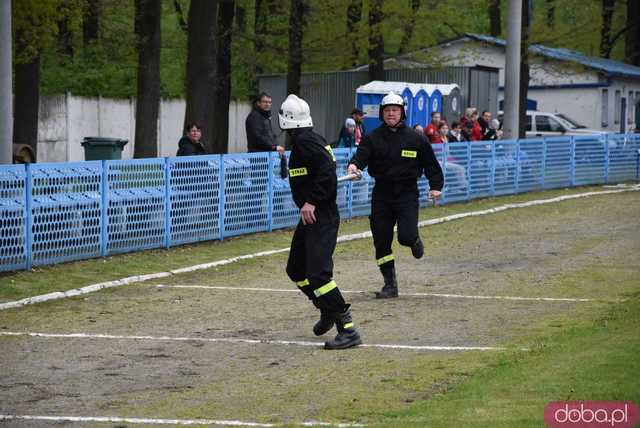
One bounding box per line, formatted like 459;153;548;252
177;123;206;156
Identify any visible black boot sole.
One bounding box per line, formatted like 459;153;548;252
324;335;362;350
375;290;398;299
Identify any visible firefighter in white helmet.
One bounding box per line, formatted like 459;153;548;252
347;92;444;298
279;94;362;350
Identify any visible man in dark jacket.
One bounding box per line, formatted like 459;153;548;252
246;92;285;155
280;94;362;350
348;92;444;298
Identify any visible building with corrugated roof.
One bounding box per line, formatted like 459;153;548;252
414;33;640;133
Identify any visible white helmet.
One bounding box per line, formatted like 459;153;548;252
378;91;407;121
278;94;313;130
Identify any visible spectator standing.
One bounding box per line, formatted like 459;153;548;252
484;118;503;141
177;123;206;156
479;111;492;139
424;112;443;144
336;118;357;148
448;121;464;142
246;92;285;155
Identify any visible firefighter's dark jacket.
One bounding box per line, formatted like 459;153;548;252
350;123;444;191
287;128;337;209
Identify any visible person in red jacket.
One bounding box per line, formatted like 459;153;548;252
460;108;482;141
424;111;443;144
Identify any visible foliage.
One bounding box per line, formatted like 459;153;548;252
20;0;633;100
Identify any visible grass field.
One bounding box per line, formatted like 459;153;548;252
0;185;638;427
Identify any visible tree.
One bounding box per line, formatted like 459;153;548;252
287;0;305;95
211;0;235;154
398;0;420;55
345;0;363;68
488;0;501;37
368;0;384;81
13;0;63;160
83;0;100;46
545;0;555;29
133;0;161;159
626;0;640;65
183;0;218;150
599;0;615;58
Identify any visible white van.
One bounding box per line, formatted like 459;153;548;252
498;111;606;138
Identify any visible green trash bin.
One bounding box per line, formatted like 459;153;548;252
81;137;128;160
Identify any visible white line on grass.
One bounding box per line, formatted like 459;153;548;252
156;285;617;303
2;184;638;311
0;414;366;427
0;331;520;352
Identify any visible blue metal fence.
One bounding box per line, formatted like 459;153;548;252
1;134;638;272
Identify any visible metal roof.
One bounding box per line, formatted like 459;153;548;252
462;33;640;79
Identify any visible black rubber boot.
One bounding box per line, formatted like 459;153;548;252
324;305;362;350
410;236;424;259
312;300;335;336
375;266;398;299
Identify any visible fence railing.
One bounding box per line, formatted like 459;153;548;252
1;134;639;272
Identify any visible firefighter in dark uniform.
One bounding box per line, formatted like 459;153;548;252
347;92;444;298
279;94;362;350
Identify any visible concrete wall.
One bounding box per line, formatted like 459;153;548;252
36;93;252;163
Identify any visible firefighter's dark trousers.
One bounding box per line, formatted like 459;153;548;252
369;181;420;272
286;204;347;312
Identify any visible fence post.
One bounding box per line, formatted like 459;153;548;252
218;154;226;240
603;134;609;184
570;136;576;187
441;145;448;204
267;152;274;232
25;163;33;270
515;139;521;194
347;146;354;219
163;157;172;248
541;139;547;189
636;148;640;181
465;141;471;201
490;141;496;197
100;160;108;257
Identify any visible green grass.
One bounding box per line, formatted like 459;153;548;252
0;185;632;302
377;295;640;428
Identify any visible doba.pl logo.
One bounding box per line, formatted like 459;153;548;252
545;401;640;427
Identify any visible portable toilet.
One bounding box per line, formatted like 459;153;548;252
436;84;462;124
408;83;430;128
355;81;412;133
427;86;443;120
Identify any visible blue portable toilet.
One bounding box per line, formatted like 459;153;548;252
355;81;411;134
408;83;430;127
428;87;443;119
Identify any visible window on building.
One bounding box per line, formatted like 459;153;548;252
614;90;621;124
525;114;532;131
630;91;636;124
601;89;609;127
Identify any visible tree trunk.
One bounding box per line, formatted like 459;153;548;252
13;53;40;159
83;0;101;47
184;0;218;151
626;0;640;65
519;0;530;139
133;0;161;159
211;0;235;154
545;0;555;29
57;14;74;57
600;0;615;58
398;0;420;55
368;0;384;81
254;0;267;75
287;0;304;95
345;0;363;68
488;0;501;37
